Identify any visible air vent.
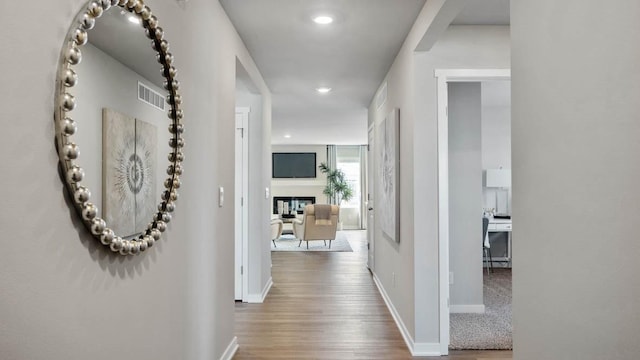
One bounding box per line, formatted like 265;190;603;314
138;82;165;111
376;82;387;110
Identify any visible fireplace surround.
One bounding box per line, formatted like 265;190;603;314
273;196;316;215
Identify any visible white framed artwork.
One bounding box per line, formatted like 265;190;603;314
377;107;400;242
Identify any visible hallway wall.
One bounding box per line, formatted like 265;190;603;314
481;81;511;215
412;25;510;344
369;22;509;351
0;1;270;359
512;0;640;359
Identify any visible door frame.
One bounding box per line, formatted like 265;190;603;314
366;123;375;270
235;107;250;301
435;69;510;354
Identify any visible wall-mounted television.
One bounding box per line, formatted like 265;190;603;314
272;152;316;178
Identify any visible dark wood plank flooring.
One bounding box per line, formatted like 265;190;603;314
234;231;512;360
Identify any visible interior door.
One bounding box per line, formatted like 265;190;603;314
367;126;375;270
234;108;249;301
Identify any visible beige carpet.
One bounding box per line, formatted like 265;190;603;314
449;268;512;350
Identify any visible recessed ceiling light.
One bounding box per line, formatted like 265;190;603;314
313;16;333;25
316;87;332;94
284;134;292;138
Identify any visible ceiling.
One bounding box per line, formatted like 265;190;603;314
220;0;427;145
88;1;510;146
221;0;510;145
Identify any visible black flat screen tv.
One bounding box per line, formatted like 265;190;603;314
272;152;316;178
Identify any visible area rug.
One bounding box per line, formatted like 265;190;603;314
449;268;512;350
271;232;353;252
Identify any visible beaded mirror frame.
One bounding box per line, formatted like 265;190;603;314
54;0;184;255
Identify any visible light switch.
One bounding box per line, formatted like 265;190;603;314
265;187;270;199
218;186;224;207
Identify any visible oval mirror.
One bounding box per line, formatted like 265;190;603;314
54;0;184;255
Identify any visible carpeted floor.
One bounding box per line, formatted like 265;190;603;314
449;268;512;350
271;231;353;252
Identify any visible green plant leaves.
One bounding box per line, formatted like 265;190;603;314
319;162;354;204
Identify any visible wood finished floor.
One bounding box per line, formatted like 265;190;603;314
234;231;512;360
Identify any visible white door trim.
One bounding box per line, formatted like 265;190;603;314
235;107;250;301
366;125;375;270
435;69;510;354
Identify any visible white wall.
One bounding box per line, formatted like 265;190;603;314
448;82;483;309
481;81;511;260
270;145;328;210
0;1;270;359
369;21;510;349
481;81;511;213
512;1;640;359
257;93;272;297
481;82;511;170
182;0;271;356
367;17;422;347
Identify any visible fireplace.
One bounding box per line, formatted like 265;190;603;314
273;196;316;215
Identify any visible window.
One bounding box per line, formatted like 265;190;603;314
335;145;364;230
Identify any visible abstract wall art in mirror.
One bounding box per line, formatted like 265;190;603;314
54;0;184;255
102;108;157;237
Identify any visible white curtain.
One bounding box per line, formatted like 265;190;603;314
326;145;337;204
359;144;367;229
328;145;367;230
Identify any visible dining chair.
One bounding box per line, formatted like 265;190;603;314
482;217;493;274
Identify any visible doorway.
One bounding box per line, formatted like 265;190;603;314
435;69;511;353
234;56;267;303
235;107;249;301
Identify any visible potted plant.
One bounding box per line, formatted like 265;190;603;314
319;162;353;230
318;162;354;205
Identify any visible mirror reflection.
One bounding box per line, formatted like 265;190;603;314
72;7;170;238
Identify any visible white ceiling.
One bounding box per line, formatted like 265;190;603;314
220;0;427;145
222;0;510;145
88;1;510;146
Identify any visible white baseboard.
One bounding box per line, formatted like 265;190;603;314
245;277;273;303
219;336;238;360
413;342;443;356
261;277;273;301
372;273;441;356
450;304;485;314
